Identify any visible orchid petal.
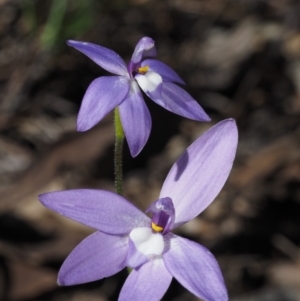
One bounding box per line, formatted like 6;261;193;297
67;40;128;76
131;37;156;64
160;119;238;227
119;81;151;157
163;234;228;301
58;231;128;285
119;258;172;301
142;59;185;85
127;227;164;269
130;228;164;255
77;76;129;131
150;82;210;121
135;72;162;100
39;189;150;234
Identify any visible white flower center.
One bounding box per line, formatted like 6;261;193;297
129;227;164;256
135;71;162;93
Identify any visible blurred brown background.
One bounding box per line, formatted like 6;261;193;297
1;0;300;300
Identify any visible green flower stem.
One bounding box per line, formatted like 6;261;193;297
114;107;124;196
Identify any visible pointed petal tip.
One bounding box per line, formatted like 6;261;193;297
57;272;70;286
190;108;211;122
210;118;238;134
76;121;90;132
66;39;74;46
130;148;140;158
38;192;51;206
127;136;148;157
222;117;236;123
178;80;186;86
126;128;149;157
76;107;95;132
218;118;238;132
38;191;65;211
140;36;154;44
201;114;211;122
57;263;87;286
66;40;82;48
124;130;147;158
184;109;212;123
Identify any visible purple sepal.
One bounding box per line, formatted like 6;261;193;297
146;197;175;234
39;189;150;235
77;76;129;131
156;82;211;122
67;40;128;76
160;119;238;228
126;237;149;269
143;58;185;85
131;37;156;63
119;258;172;301
129;37;156;73
58;231;128;285
119;81;151;157
163;234;228;301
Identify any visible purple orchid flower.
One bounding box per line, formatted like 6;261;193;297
67;37;210;157
39;119;237;301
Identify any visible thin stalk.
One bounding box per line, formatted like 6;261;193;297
114;107;124;195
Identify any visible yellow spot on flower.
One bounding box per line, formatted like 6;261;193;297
137;65;149;74
151;222;163;232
